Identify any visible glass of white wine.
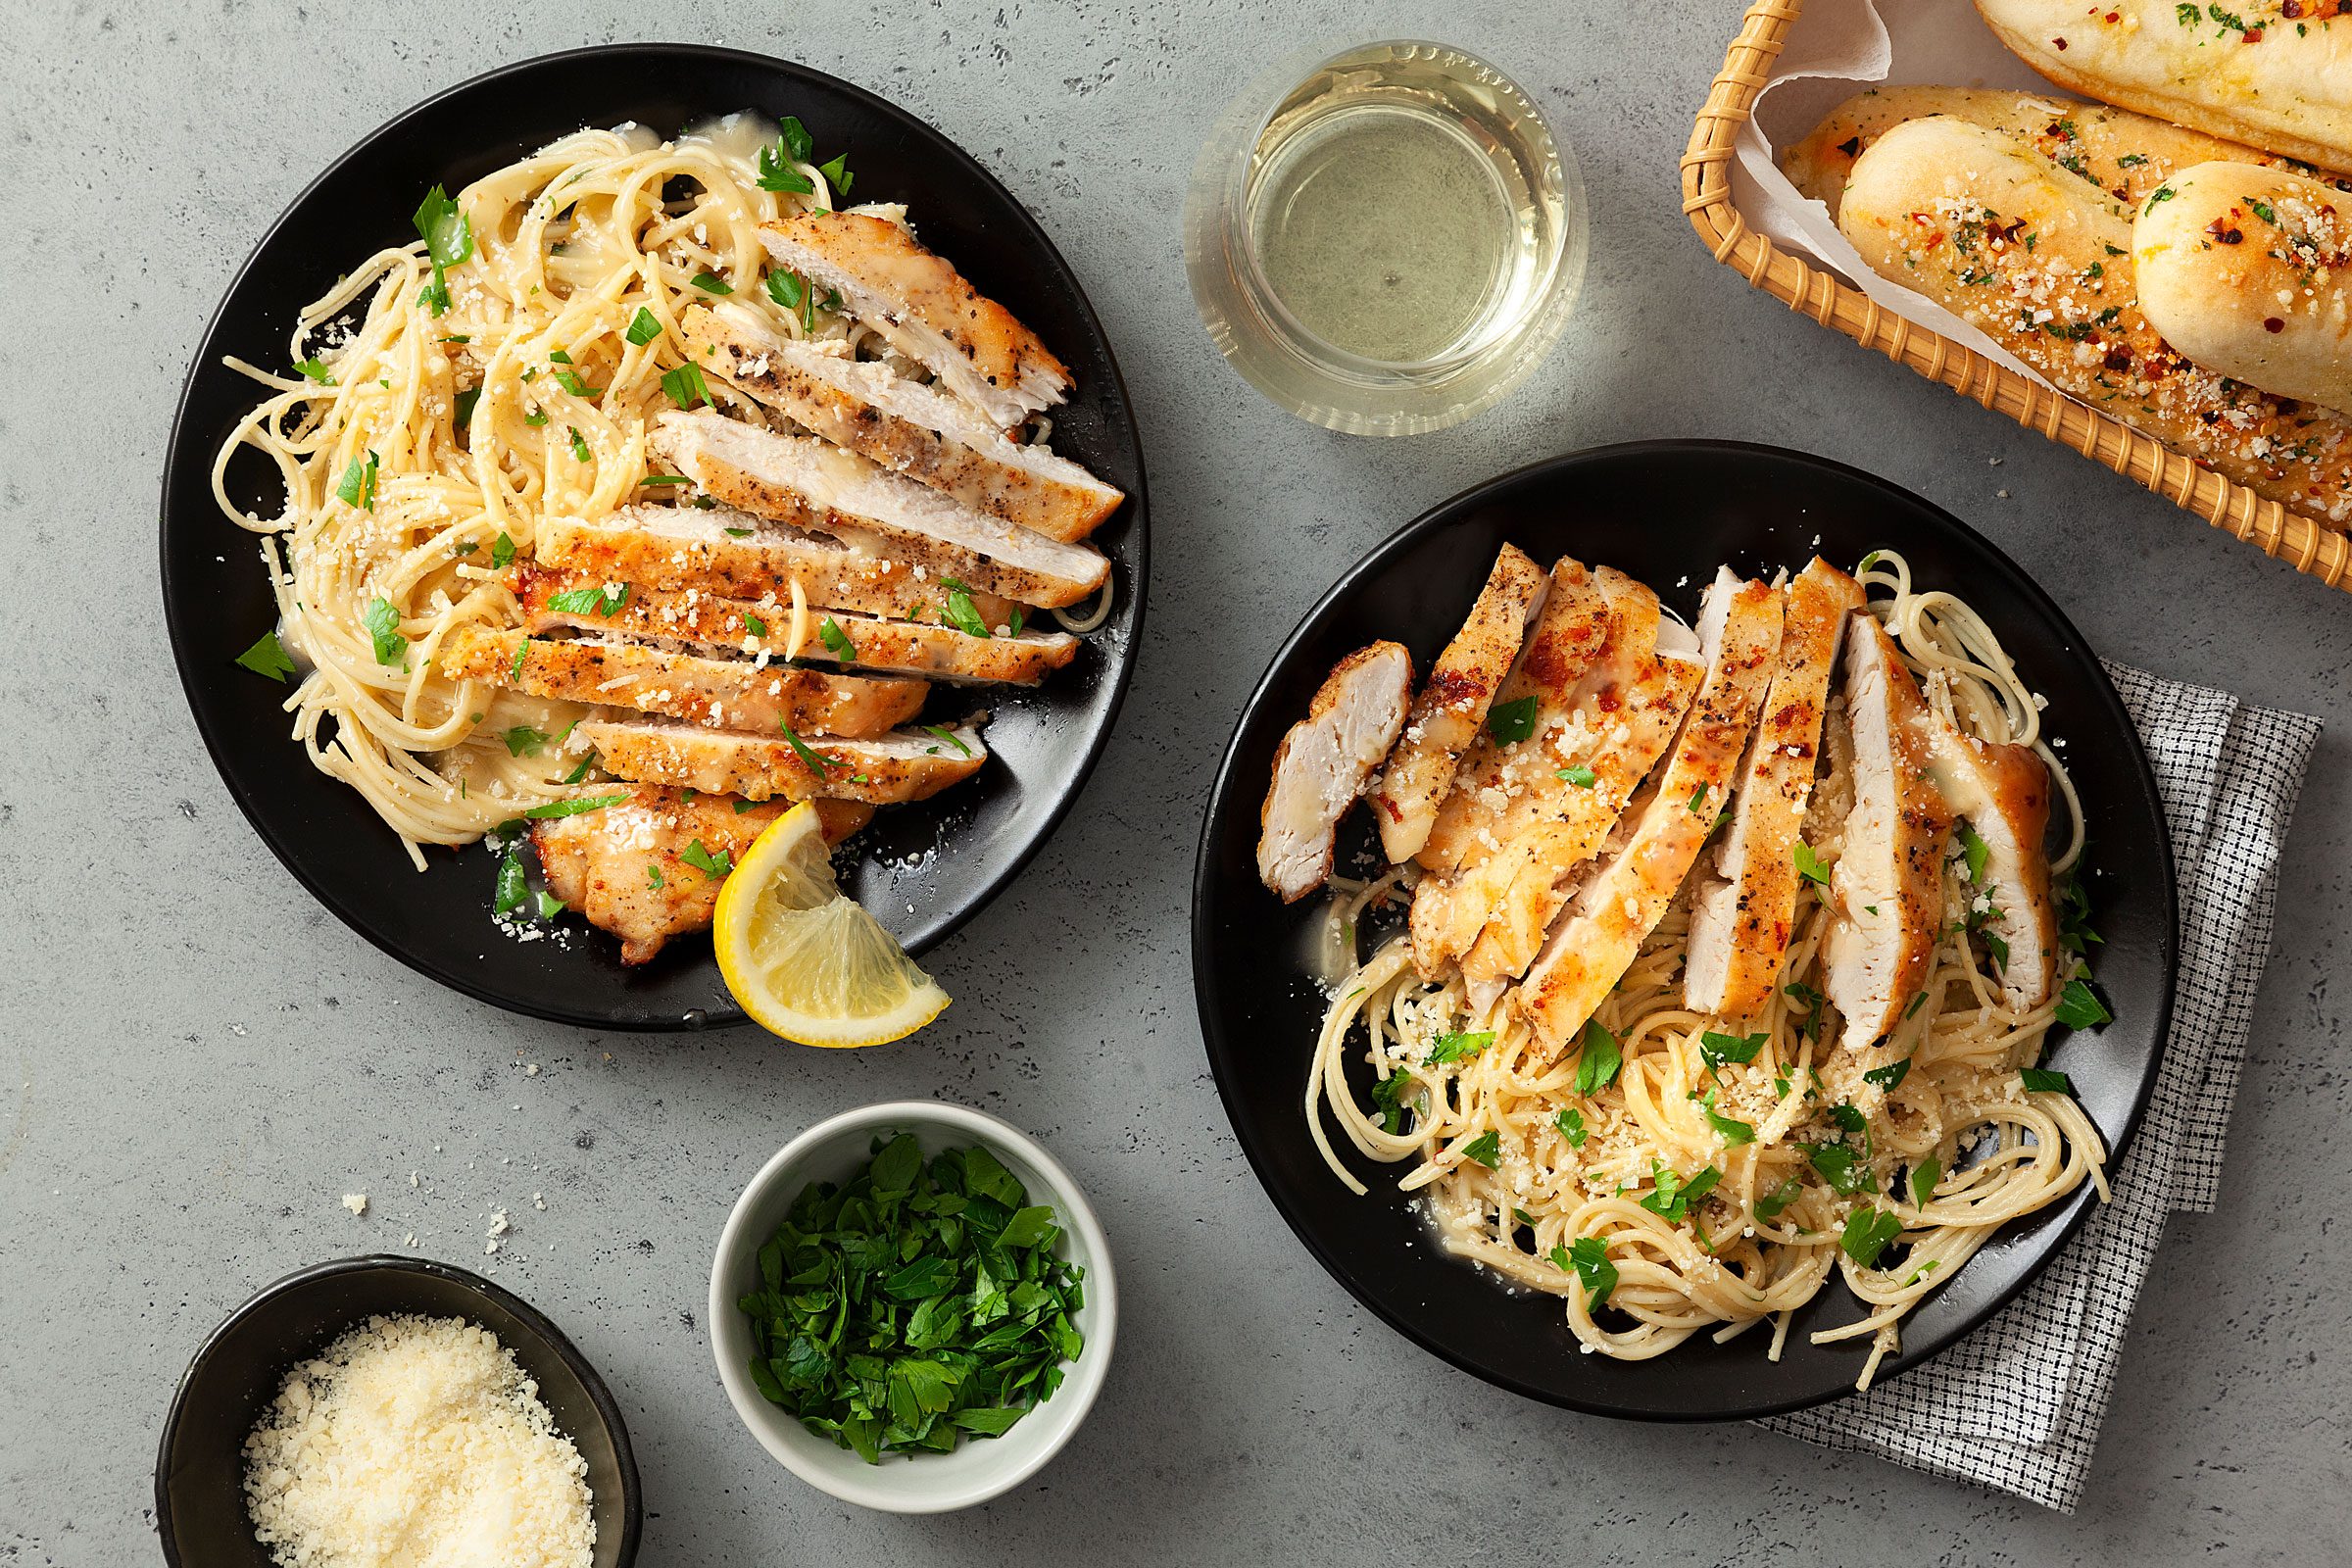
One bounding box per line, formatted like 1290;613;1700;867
1184;39;1587;437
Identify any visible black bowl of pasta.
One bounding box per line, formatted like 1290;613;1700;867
159;45;1146;1029
1192;441;2177;1420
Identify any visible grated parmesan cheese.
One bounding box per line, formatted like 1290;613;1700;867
243;1313;595;1568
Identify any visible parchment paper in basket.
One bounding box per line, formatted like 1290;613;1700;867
1728;0;2114;396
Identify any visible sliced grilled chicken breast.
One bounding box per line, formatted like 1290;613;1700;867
758;212;1071;428
533;787;870;964
1422;571;1713;991
1822;617;1956;1052
514;566;1075;686
1408;564;1680;978
1368;544;1548;865
1918;709;2059;1011
440;625;928;738
1413;561;1616;880
581;717;986;804
1256;642;1414;904
536;503;1016;627
1511;573;1784;1049
683;303;1121;542
653;411;1108;608
1684;559;1867;1020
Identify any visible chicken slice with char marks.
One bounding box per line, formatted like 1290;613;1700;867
581;717;986;805
1368;544;1548;865
1684;559;1867;1021
441;624;928;738
1256;642;1415;904
1511;572;1784;1051
533;786;869;965
513;567;1075;687
757;212;1072;429
1917;706;2059;1011
535;503;1017;628
1822;616;1956;1052
1409;564;1687;979
683;303;1121;543
653;410;1108;608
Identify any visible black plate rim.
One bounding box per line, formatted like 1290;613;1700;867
154;1251;644;1565
159;41;1150;1031
1191;438;2179;1422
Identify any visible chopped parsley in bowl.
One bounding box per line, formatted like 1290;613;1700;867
710;1102;1115;1511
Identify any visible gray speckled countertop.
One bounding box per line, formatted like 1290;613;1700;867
5;3;2348;1563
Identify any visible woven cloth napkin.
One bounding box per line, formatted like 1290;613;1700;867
1760;662;2323;1512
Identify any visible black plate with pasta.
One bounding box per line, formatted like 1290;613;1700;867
160;46;1146;1029
1192;442;2175;1419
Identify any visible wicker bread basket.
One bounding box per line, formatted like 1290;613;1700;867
1681;0;2352;595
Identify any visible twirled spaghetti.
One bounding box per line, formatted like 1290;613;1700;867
1305;551;2105;1389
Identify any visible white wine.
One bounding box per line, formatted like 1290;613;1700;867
1251;100;1514;365
1186;40;1586;435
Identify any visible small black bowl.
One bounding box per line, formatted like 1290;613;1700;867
157;1255;642;1566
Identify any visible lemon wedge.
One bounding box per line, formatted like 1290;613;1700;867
712;802;950;1048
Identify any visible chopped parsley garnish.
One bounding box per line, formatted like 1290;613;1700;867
640;473;691;487
819;616;857;660
504;724;548;759
492;847;527;915
1554;1237;1617;1307
1957;821;1991;884
1909;1156;1940;1208
1803;1141;1874;1196
817;152;854;198
737;1134;1086;1461
941;578;991;640
560;754;597;786
550;366;599;399
680;839;733;878
662;363;710;408
1839;1205;1903;1268
777;116;815;163
453;386;480;427
2053;977;2110;1031
1687;781;1709;814
566;426;592;463
1007;608;1026;636
2058;878;2102;952
690;270;733;295
1486;696;1538;744
2246;195;2278;226
1698;1029;1766;1076
1427;1030;1494;1065
547;583;628;616
522;794;625;820
1573;1019;1622;1095
523;409;548;427
1555;1107;1587;1148
766;268;817;332
1639;1163;1721;1223
1754;1177;1803;1222
1556;764;1596;788
625;306;663;346
646;862;664;889
1458;1131;1501;1168
1863;1056;1912;1092
362;597;406;666
2021;1066;2074;1094
924;725;974;759
293;356;335;384
1785;980;1825;1043
490;532;515;569
757;135;814;194
235;629;296;682
1369;1070;1410;1135
743;612;769;637
335;449;380;511
1701;1091;1755;1146
412;184;474;317
779;723;837;774
535;890;565;919
1793;840;1831;887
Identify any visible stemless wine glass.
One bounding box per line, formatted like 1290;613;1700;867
1183;39;1588;437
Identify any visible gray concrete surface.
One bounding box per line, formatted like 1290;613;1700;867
5;2;2348;1562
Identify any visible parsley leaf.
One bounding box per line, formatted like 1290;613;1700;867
566;425;592;463
1754;1176;1803;1222
504;724;549;759
1909;1156;1940;1208
1428;1030;1494;1065
492;847;527;915
1554;1237;1617;1307
412;184;473;314
680;839;733;878
690;270;733;295
1803;1141;1875;1196
1369;1070;1410;1135
293;356;335;384
522;794;625;820
2021;1066;2074;1094
819;616;857;661
1863;1057;1912;1091
924;725;974;759
1957;821;1991;884
547;584;629;616
817;152;854;197
1698;1029;1767;1076
2053;978;2111;1031
1556;763;1596;787
757;137;815;194
1573;1019;1622;1095
335;449;379;511
362;597;406;666
1701;1091;1755;1146
491;532;515;569
1458;1130;1501;1168
1486;696;1538;744
1793;841;1832;886
1639;1163;1721;1223
941;578;992;639
779;723;837;775
662;363;710;408
625;306;663;346
1840;1205;1903;1268
1555;1107;1587;1148
234;629;296;682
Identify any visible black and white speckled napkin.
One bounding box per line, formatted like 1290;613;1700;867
1760;662;2322;1513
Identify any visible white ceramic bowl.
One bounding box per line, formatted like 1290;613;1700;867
709;1100;1116;1513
